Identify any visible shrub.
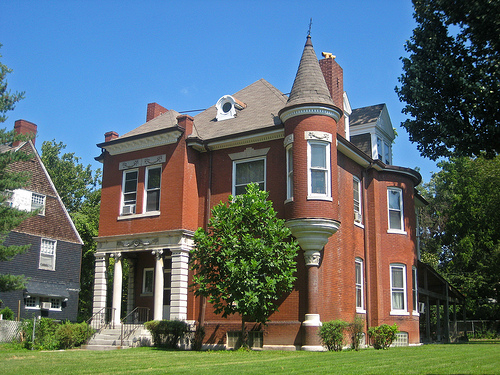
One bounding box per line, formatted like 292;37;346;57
55;321;88;349
191;324;205;351
368;323;398;349
21;317;59;350
0;306;15;320
318;320;348;351
349;316;365;351
144;320;190;349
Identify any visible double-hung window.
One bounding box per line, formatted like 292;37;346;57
307;139;331;199
412;266;418;314
388;187;404;232
286;145;293;200
122;170;138;215
39;239;56;271
390;264;408;314
142;268;154;294
355;258;365;312
233;157;266;196
31;193;46;215
145;166;161;212
353;177;362;223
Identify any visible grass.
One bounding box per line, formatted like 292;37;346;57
0;342;499;374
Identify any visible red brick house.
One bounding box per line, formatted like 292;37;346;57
93;36;424;349
0;120;83;321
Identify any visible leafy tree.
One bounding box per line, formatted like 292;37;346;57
396;0;500;160
419;156;500;319
40;140;101;321
0;45;33;292
190;183;299;347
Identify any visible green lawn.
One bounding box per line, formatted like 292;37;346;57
1;343;499;374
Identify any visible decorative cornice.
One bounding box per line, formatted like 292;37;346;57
104;131;182;155
279;105;342;123
119;154;166;170
206;129;284;151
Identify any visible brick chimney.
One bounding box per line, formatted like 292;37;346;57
319;56;345;137
176;114;194;136
146;103;168;122
13;119;37;147
104;131;119;142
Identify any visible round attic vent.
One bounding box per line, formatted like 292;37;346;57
216;95;237;121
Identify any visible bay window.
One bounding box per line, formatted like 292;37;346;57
307;140;331;199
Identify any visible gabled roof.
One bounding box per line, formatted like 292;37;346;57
350;104;385;126
189;78;287;142
116;109;182;140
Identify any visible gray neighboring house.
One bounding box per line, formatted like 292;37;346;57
0;120;83;321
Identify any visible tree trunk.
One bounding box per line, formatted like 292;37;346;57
241;316;247;348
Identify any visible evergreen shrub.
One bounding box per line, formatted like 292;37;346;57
144;320;190;349
368;323;398;349
318;319;348;351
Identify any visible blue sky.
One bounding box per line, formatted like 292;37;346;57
1;0;437;183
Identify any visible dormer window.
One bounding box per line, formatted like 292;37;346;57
215;95;246;121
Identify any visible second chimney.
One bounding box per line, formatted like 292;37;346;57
13;119;37;147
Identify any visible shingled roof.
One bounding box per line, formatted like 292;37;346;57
350;104;385;126
117;109;182;140
189;78;287;141
283;35;335;110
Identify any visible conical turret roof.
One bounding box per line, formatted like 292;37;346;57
284;35;335;109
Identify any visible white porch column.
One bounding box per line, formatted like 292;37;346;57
153;250;164;321
92;254;108;317
126;258;136;317
111;252;122;325
170;247;191;321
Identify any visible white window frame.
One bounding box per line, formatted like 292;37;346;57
412;266;419;315
39;238;56;271
307;140;331;200
25;296;39;309
31;192;46;215
355;258;365;313
387;187;405;234
144;165;161;212
121;169;139;215
24;296;62;311
390;263;409;315
142;268;154;294
286;144;293;201
232;157;266;196
353;177;362;224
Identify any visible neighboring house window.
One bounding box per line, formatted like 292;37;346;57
233;157;266;196
286;145;293;200
50;298;62;310
307;140;331;199
142;268;154;294
39;239;56;271
390;264;407;314
353;177;362;223
388;187;404;232
412;266;418;313
25;296;38;308
145;166;161;212
7;189;46;215
355;258;365;312
122;170;138;215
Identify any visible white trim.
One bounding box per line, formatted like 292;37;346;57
353;177;362;223
390;263;407;314
119;154;166;170
307;140;331;200
105;131;182;155
286;144;293;201
142;268;154;295
121;169;139;216
232;156;266;196
39;238;57;271
387;187;404;232
279;105;342;123
355;257;365;313
207;129;284;151
144;165;161;213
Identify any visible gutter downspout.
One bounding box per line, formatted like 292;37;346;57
362;163;373;335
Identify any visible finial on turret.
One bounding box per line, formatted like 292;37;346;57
307;18;312;37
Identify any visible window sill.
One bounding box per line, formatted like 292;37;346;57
412;311;420;317
140;293;153;297
307;195;333;201
354;221;364;229
118;211;160;221
284;198;294;204
390;310;410;316
387;229;407;235
356;309;366;314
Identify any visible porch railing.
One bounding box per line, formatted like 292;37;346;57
86;307;116;342
120;307;150;346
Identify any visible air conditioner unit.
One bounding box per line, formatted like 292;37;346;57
354;212;363;223
418;302;425;314
122;204;136;215
41;302;51;310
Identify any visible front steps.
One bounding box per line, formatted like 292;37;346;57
83;325;152;350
